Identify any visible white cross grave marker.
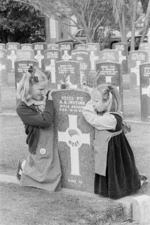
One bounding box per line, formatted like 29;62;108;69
7;50;17;69
58;115;90;176
131;61;141;86
118;51;126;64
62;50;72;61
34;50;44;68
45;59;56;83
0;63;6;72
90;51;99;71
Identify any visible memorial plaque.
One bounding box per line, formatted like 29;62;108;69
33;42;46;69
52;89;95;193
0;49;7;83
15;59;38;88
71;50;90;84
56;60;80;88
99;49;119;63
112;42;128;74
129;51;148;88
16;49;35;60
139;63;150;121
21;43;33;50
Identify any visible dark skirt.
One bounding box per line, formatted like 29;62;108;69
94;133;141;199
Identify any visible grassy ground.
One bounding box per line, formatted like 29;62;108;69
0;182;139;225
0;79;149;225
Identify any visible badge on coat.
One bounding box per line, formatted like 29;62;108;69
40;148;47;155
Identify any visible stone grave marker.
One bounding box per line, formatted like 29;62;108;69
99;49;119;63
75;44;88;51
52;89;95;193
132;195;150;224
16;49;35;60
6;42;20;83
71;49;90;85
21;43;33;50
139;62;150;121
0;49;7;83
0;43;5;50
112;42;128;74
44;49;62;89
33;42;46;69
86;43;100;52
75;43;100;71
129;50;148;89
15;59;38;89
96;62;123;110
46;43;59;50
59;42;73;61
55;60;80;89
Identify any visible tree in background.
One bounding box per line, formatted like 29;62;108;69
0;0;46;43
26;0;119;43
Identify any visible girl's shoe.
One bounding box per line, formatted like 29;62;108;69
16;159;25;181
140;174;148;186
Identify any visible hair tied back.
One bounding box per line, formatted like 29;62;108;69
28;66;39;83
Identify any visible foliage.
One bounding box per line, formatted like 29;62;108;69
0;0;46;43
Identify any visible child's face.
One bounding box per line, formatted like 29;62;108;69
30;81;47;101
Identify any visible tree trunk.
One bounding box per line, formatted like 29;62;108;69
140;0;150;43
131;0;138;51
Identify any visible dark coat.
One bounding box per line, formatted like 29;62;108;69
16;100;54;154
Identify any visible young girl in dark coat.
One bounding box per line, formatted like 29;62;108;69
82;83;147;199
16;66;61;192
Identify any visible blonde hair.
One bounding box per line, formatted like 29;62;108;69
17;66;48;102
91;84;122;113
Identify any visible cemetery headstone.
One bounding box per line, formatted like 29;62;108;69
6;42;20;84
112;42;128;74
15;59;38;89
52;89;95;193
99;49;119;63
0;49;7;83
139;63;150;121
59;42;73;61
71;50;90;85
21;43;33;50
132;195;150;224
46;43;59;50
75;44;88;51
44;49;62;89
16;49;35;60
129;51;148;89
33;42;46;69
139;43;150;61
55;60;80;89
96;62;123;110
0;43;5;50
